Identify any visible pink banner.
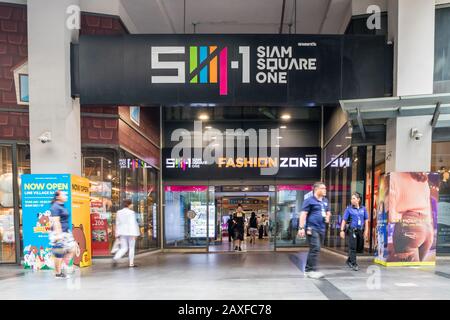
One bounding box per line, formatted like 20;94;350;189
277;185;312;191
164;185;208;192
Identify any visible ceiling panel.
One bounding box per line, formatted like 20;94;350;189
120;0;351;34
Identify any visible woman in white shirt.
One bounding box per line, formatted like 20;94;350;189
112;199;140;267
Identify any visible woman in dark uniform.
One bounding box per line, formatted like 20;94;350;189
232;204;245;251
340;192;369;271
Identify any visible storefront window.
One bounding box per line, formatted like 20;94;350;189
0;145;15;263
83;148;160;256
432;142;450;254
83;148;120;256
164;186;209;248
17;145;30;258
324;146;368;253
121;150;159;253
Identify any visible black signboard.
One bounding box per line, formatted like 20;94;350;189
74;34;392;106
162;147;321;180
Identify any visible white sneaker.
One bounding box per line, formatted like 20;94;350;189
305;271;324;279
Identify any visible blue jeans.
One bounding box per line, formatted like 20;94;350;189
305;229;324;272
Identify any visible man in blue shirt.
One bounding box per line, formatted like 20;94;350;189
340;192;369;271
298;182;331;279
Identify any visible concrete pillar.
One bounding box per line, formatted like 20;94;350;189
385;116;433;172
28;0;81;175
385;0;435;172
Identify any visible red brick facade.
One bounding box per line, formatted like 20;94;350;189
0;3;27;141
0;3;161;167
0;4;27;108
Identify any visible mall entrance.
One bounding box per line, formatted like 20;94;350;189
163;183;313;252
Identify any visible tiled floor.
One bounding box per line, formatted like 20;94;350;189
1;250;450;300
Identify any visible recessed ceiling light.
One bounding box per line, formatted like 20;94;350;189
277;136;283;139
205;126;212;129
198;114;209;120
336;144;342;148
281;114;291;120
280;126;287;129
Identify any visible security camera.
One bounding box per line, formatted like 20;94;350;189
38;131;52;144
410;128;423;141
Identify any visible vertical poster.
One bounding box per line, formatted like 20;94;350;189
375;172;439;266
22;174;71;270
90;181;112;256
70;175;92;267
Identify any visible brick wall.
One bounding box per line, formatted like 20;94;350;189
118;106;160;145
0;7;161;167
0;3;27;141
118;120;160;168
0;3;27;108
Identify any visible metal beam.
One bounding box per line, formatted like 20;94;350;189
356;108;366;141
279;0;287;34
431;102;442;128
319;0;333;34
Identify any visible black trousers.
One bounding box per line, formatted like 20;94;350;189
305;230;324;272
347;228;363;265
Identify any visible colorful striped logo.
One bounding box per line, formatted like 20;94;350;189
189;46;228;96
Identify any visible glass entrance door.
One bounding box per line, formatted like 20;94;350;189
274;185;311;249
164;186;210;248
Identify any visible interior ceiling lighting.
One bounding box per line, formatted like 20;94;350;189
198;114;209;120
280;126;287;129
281;114;291;120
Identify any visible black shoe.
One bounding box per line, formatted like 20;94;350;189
55;273;67;279
238;247;242;251
112;260;118;268
352;264;359;271
346;260;353;269
234;246;238;251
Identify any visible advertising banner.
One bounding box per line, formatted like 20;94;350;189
22;174;70;270
70;175;92;268
22;174;92;270
374;172;439;266
90;181;112;256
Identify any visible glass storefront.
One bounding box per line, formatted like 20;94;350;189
0;144;30;264
432;142;450;254
164;184;314;250
324;145;381;253
164;186;210;248
82;148;160;256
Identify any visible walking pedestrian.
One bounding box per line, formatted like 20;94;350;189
248;212;258;244
298;182;331;279
49;190;77;279
340;192;369;271
112;199;140;268
232;204;245;251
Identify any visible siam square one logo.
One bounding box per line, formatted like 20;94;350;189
150;45;317;96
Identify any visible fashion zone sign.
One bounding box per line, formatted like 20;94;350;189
74;35;392;105
162;121;321;180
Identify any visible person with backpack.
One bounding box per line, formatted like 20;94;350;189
340;192;369;271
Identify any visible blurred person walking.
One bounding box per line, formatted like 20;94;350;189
49;190;77;279
112;199;140;268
